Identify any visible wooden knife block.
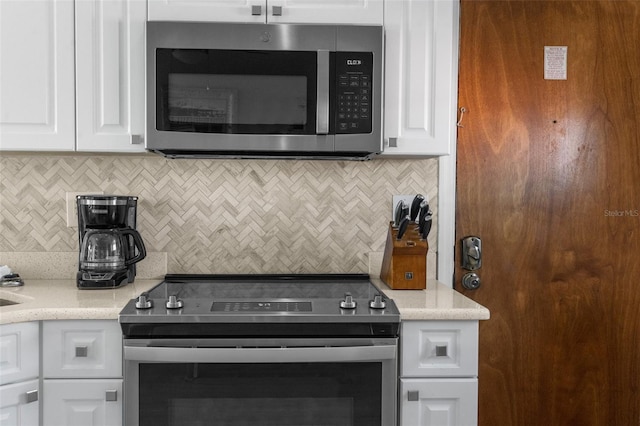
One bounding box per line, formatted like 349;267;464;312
380;222;428;289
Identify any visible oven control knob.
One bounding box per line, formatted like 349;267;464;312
135;294;153;310
165;295;184;309
340;293;357;309
369;294;386;309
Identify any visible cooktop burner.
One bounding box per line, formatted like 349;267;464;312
119;274;400;339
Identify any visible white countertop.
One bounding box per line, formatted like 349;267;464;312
373;278;490;320
0;279;161;324
0;278;489;325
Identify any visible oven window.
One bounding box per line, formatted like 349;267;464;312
139;363;382;426
156;49;317;135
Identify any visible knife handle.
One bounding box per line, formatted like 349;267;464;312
401;203;410;222
417;200;429;228
410;194;425;222
418;201;433;239
422;214;433;239
394;200;406;227
397;216;410;240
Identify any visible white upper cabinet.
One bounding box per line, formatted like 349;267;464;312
382;0;459;156
0;0;146;153
75;0;146;152
268;0;383;25
0;0;75;151
148;0;268;23
148;0;383;25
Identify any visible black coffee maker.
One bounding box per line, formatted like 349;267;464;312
76;195;146;289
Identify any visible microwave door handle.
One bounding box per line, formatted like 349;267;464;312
316;49;330;135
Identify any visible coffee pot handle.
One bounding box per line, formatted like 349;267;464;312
122;229;147;266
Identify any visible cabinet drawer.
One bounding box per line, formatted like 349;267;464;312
400;378;478;426
43;320;122;378
401;321;478;377
43;379;123;426
0;322;39;385
0;378;40;426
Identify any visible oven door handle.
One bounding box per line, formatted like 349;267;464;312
124;344;396;363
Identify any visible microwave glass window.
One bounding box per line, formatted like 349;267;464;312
156;49;317;135
167;74;307;127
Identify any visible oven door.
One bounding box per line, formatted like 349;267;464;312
124;338;397;426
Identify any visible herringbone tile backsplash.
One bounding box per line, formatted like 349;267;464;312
0;153;438;275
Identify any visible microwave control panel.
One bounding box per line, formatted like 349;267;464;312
335;52;373;134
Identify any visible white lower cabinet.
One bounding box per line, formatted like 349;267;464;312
0;322;40;426
43;320;122;379
400;378;478;426
0;322;39;385
0;379;40;426
43;320;123;426
43;379;123;426
400;321;479;426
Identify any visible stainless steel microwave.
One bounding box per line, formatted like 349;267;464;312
146;22;383;160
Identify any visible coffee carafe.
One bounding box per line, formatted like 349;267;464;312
76;195;146;289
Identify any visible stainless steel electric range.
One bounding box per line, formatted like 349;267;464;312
119;274;400;426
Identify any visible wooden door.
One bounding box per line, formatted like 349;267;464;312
455;1;640;425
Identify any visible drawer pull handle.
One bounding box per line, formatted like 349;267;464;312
272;5;282;16
407;390;420;401
251;5;262;15
75;346;88;357
435;345;448;357
106;390;118;402
25;390;38;404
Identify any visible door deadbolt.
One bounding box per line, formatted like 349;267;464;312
461;236;482;270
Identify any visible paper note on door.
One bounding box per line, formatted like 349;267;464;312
544;46;568;80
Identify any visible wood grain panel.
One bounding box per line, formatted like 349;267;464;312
456;1;640;425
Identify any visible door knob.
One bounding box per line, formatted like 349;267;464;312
462;272;481;290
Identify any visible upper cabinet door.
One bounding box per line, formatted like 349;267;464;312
268;0;383;25
148;0;382;24
148;0;267;23
382;0;459;156
75;0;146;152
0;0;75;151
